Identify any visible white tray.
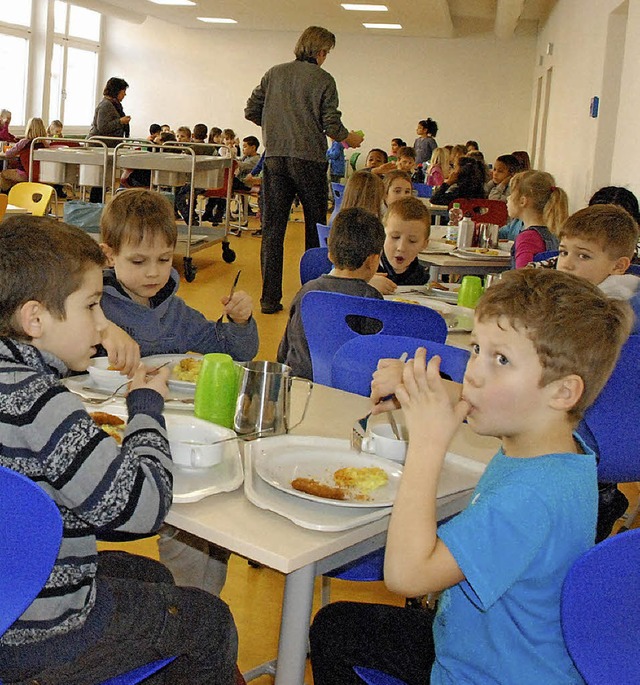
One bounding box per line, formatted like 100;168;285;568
172;440;243;503
244;436;392;532
81;399;243;503
243;435;485;532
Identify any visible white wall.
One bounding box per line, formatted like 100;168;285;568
100;15;536;164
534;0;640;210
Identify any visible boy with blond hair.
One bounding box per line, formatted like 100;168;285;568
556;204;640;325
0;215;237;684
310;268;632;685
371;196;430;295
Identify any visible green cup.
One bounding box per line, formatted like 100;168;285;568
456;275;484;309
193;353;239;428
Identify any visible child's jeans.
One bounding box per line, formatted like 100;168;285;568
0;551;238;685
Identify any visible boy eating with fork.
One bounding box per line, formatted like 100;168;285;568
99;188;259;596
310;268;632;685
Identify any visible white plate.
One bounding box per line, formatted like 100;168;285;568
425;284;460;303
142;354;202;394
450;248;511;261
254;441;403;507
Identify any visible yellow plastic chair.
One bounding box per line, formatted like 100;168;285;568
0;194;8;221
8;182;57;217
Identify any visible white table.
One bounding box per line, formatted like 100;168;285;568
5;204;29;215
419;241;512;281
166;383;498;684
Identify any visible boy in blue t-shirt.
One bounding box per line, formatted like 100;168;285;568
310;268;632;685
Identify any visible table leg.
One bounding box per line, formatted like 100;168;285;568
274;564;316;685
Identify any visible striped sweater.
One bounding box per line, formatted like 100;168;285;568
0;338;172;646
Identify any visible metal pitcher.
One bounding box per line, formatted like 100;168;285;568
233;361;313;438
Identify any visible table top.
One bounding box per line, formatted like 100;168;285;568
5;204;29;215
165;382;498;575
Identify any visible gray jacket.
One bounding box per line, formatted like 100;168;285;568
245;59;349;164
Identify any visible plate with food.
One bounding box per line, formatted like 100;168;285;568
254;442;403;507
142;354;203;394
451;247;511;261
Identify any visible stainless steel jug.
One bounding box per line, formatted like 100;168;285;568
233;361;313;438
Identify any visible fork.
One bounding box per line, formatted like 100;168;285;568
74;361;173;406
217;269;241;323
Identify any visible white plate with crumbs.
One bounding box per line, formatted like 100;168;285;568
254;438;403;508
142;354;202;394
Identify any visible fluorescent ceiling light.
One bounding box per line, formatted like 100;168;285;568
149;0;196;5
363;22;402;29
197;17;237;23
342;3;388;10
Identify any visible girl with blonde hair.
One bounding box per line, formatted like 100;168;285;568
340;170;385;219
0;117;48;191
508;170;569;268
425;147;449;187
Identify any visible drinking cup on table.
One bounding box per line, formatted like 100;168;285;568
193;353;240;429
484;273;503;289
457;275;484;309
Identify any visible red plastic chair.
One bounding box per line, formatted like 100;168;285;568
449;198;508;226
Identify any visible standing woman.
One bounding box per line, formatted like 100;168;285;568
245;26;364;314
88;77;131;202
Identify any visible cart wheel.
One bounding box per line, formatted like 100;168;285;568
222;242;236;263
183;256;197;282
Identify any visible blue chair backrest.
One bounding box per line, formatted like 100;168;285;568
533;250;559;262
300;291;448;385
332;334;470;396
300;247;332;285
561;528;640;685
626;263;640;276
0;466;63;637
412;183;433;198
316;222;331;248
577;334;640;483
328;182;345;225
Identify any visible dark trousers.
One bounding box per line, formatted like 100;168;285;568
260;156;328;308
309;601;436;685
0;552;238;685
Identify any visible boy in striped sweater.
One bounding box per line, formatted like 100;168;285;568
0;216;238;685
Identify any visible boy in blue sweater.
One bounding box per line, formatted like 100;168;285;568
0;215;237;684
310;269;632;685
99;188;259;596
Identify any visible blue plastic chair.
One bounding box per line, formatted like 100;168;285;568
626;263;640;276
300;291;448;385
533;249;559;262
354;666;408;685
300;247;332;285
328;182;345;225
0;465;63;638
0;465;177;685
332;334;470;397
412;183;433;199
316;222;331;248
561;528;640;685
577;334;640;483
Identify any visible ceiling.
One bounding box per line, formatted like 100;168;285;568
89;0;557;40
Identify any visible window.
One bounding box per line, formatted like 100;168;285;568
50;1;101;127
0;0;32;126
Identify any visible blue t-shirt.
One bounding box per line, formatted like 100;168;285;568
431;437;596;685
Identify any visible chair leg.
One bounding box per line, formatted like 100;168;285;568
320;575;331;607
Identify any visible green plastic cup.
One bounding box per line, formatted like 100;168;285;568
193;353;239;428
457;275;484;309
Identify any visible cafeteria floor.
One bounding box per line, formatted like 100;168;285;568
99;205;640;683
